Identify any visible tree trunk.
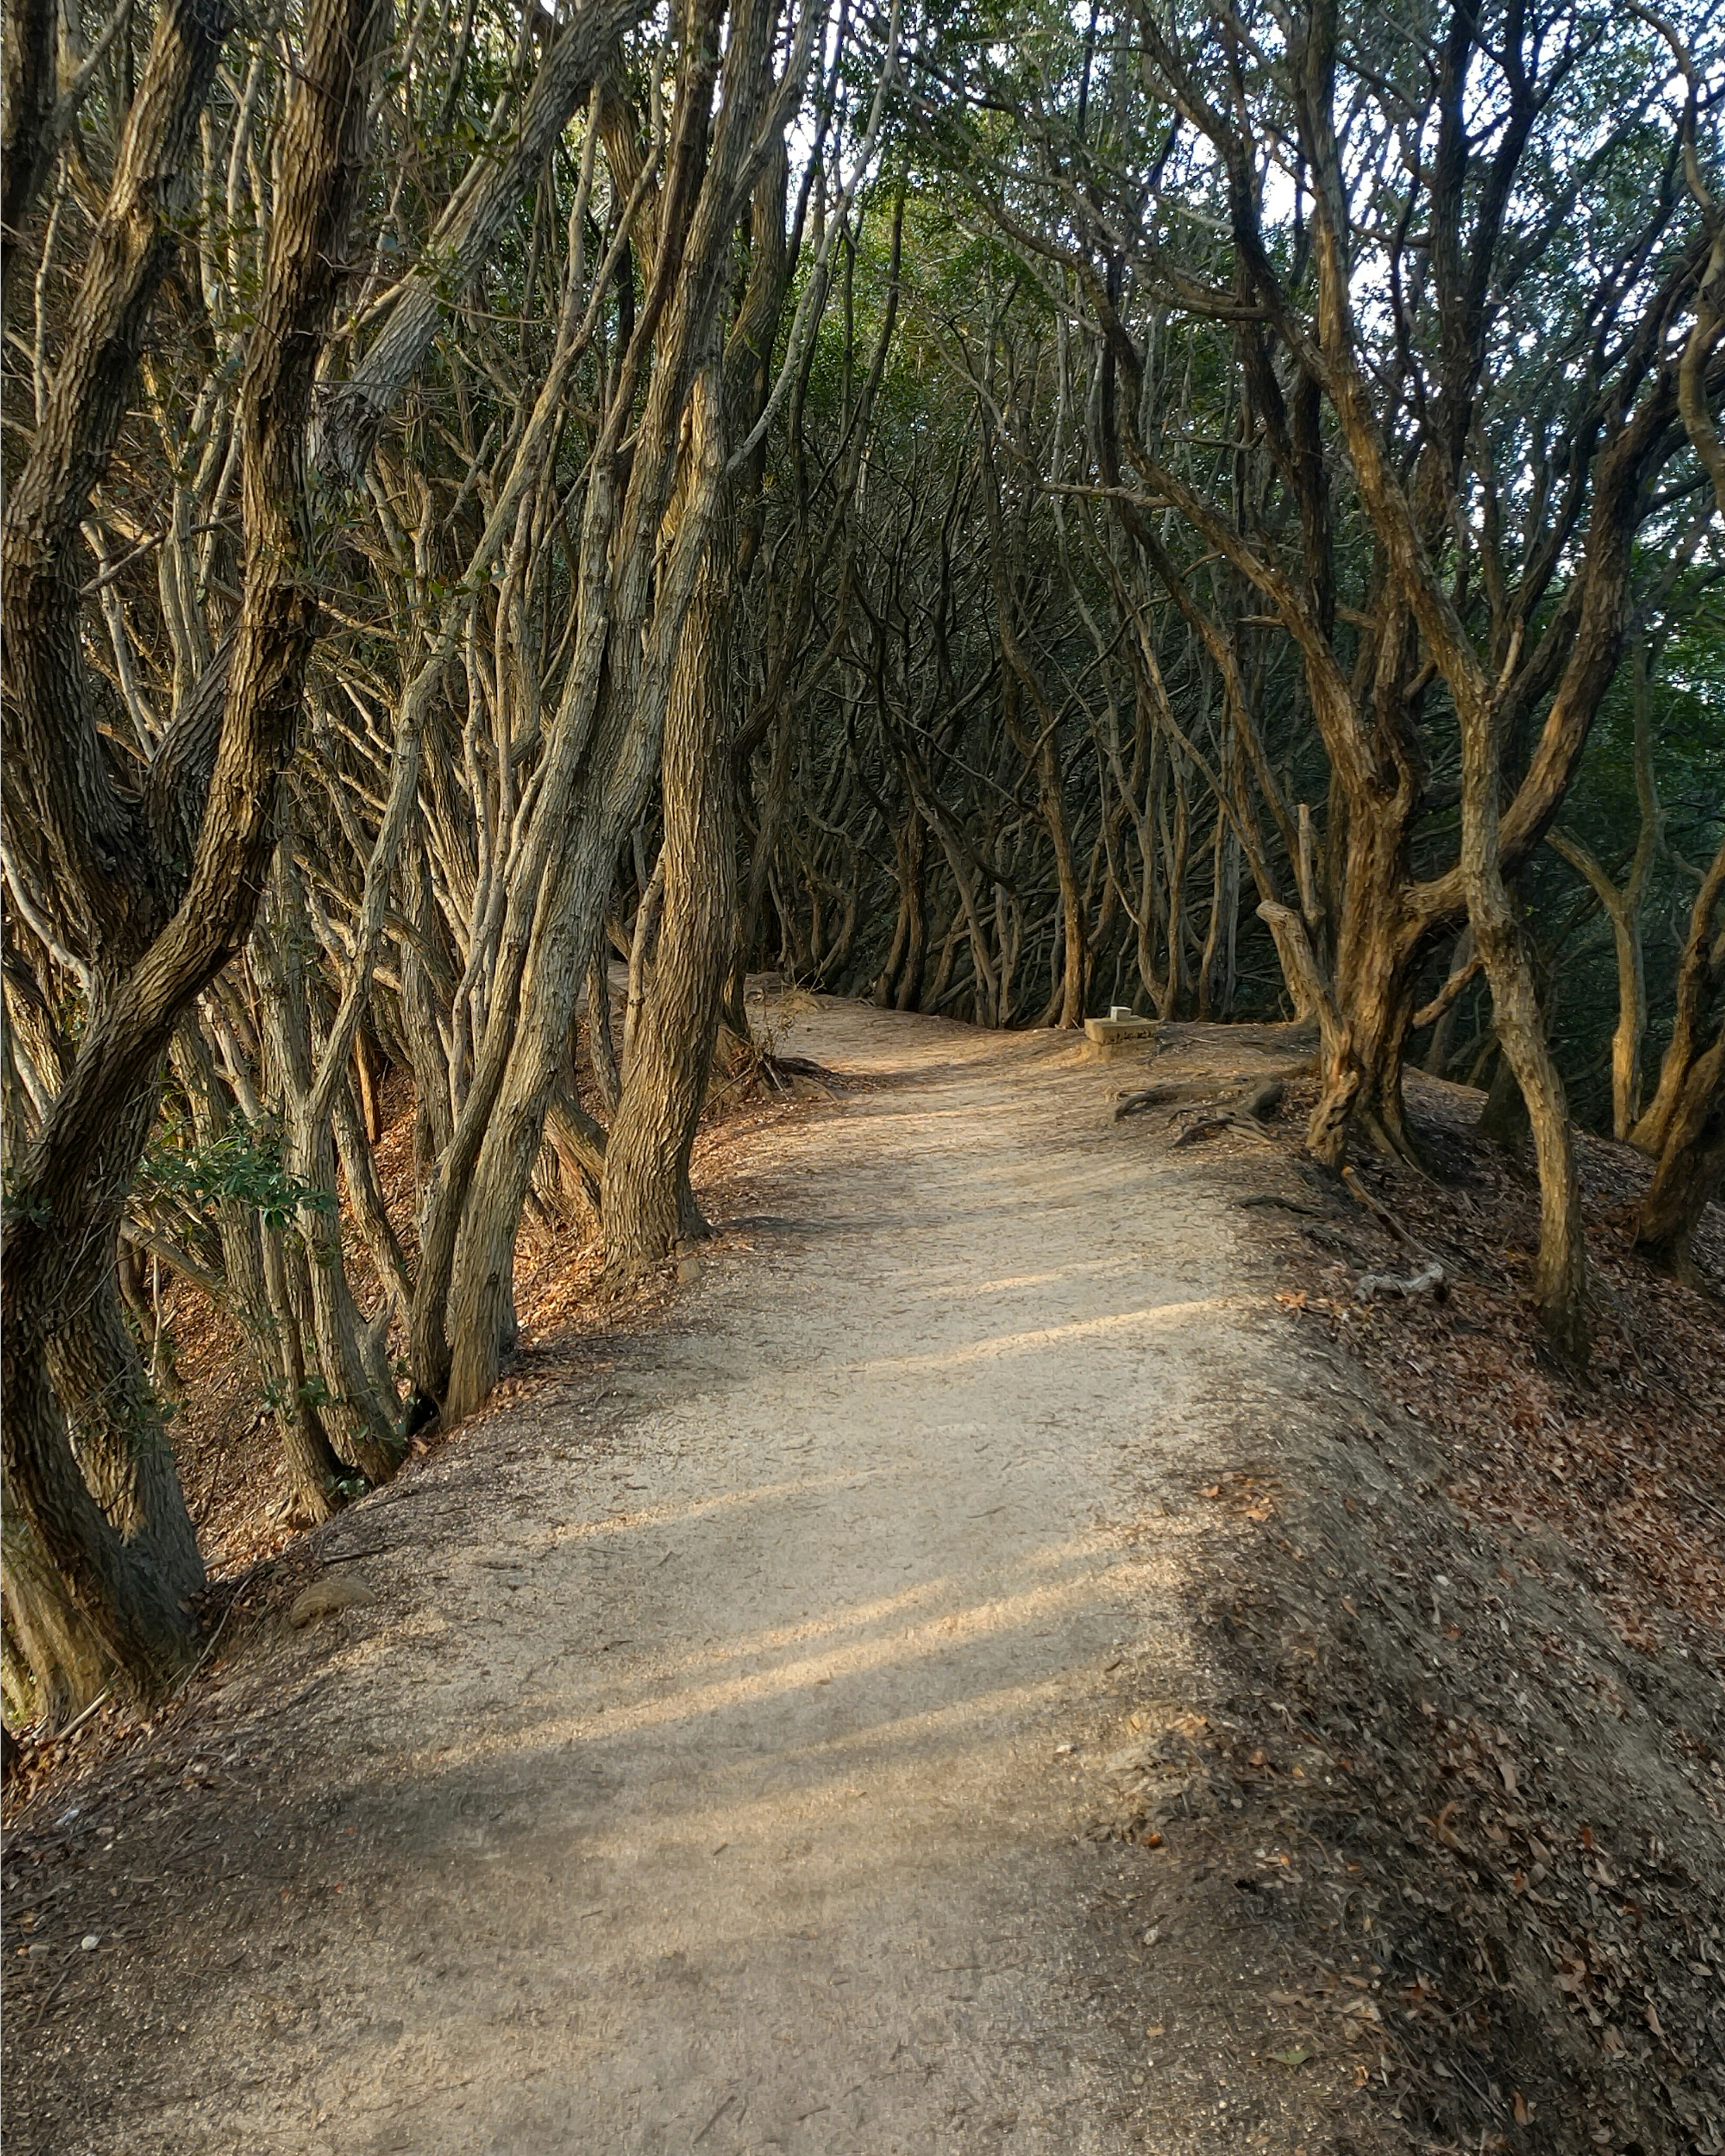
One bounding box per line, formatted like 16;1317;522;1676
169;1023;344;1523
1460;697;1590;1363
879;808;927;1011
438;347;734;1421
1633;1032;1724;1285
585;946;622;1113
623;848;666;1064
602;559;734;1280
1303;806;1427;1168
1477;1043;1531;1153
1630;834;1725;1158
1;1490;115;1729
308;0;649;481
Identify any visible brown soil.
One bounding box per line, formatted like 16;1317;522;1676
4;1003;1722;2156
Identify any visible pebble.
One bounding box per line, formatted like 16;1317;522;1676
81;1935;101;1951
289;1575;377;1628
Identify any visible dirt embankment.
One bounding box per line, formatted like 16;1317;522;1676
1112;1025;1725;2155
4;1002;1722;2156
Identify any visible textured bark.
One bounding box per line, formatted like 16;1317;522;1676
0;0;56;294
623;851;667;1065
602;562;734;1279
1459;705;1590;1363
1632;1034;1725;1283
0;0;392;1702
0;1491;112;1728
1;0;234;971
584;949;623;1115
1301;843;1426;1169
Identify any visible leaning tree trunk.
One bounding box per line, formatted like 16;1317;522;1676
438;348;734;1422
1633;1032;1724;1284
419;0;811;1418
0;0;394;1706
308;0;648;482
1630;834;1725;1158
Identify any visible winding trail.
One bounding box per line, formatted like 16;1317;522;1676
30;1005;1325;2155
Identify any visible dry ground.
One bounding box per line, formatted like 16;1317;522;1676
4;1000;1723;2156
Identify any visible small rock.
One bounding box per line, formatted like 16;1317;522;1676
27;1942;49;1957
288;1575;376;1628
1103;1744;1154;1776
80;1934;101;1952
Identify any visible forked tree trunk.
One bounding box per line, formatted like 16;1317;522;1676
0;0;393;1707
254;851;403;1484
420;0;820;1418
308;0;648;482
438;347;735;1421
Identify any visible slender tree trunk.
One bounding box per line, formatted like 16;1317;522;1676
880;808;927;1010
1460;701;1590;1364
623;848;666;1065
584;945;623;1113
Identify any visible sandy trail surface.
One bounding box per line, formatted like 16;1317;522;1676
24;1004;1334;2155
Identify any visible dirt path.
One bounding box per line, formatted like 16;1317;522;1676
9;1005;1366;2155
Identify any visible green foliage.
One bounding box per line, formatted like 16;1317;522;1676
138;1119;334;1232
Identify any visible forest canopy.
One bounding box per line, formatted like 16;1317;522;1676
1;0;1721;1728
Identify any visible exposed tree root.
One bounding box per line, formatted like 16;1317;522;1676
1355;1259;1447;1302
1166;1077;1287;1149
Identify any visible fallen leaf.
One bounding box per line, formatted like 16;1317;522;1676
1267;2043;1313;2067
